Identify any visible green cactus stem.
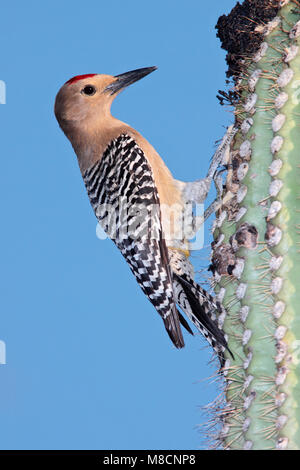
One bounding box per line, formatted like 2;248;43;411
210;0;300;450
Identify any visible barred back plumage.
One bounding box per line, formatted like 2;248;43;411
82;134;232;367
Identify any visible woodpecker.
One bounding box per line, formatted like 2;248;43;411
55;67;234;366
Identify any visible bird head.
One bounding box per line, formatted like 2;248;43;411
54;67;157;134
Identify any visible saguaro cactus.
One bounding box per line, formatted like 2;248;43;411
210;0;300;450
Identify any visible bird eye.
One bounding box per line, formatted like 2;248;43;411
81;85;96;96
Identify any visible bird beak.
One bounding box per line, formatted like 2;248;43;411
105;66;157;95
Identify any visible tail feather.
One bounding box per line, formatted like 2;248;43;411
173;273;233;367
163;307;185;349
178;312;194;336
162;307;193;348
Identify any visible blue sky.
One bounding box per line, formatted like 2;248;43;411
0;0;236;450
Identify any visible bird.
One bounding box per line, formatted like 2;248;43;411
54;66;232;367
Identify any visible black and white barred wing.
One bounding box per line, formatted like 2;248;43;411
83;134;184;348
